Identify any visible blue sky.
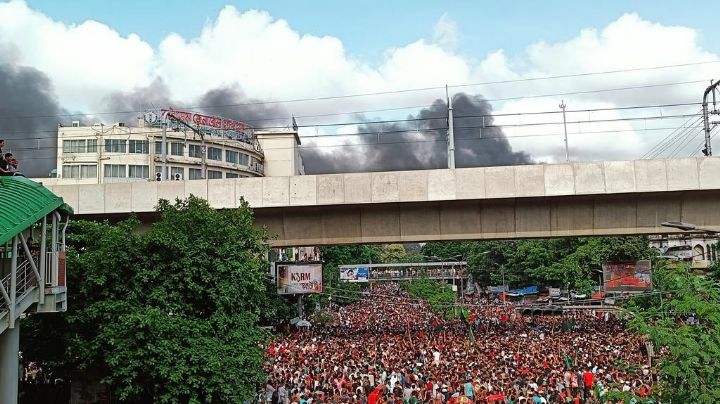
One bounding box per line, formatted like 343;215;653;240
25;0;720;62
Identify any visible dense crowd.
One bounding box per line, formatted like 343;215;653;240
262;283;655;403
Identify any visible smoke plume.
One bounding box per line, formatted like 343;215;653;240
301;93;531;173
0;63;66;177
2;64;530;178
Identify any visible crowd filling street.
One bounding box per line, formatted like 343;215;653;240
261;283;656;403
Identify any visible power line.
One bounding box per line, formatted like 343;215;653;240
289;99;703;130
640;112;703;159
0;100;702;138
0;63;713;121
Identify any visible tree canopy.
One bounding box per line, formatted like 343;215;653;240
625;264;720;403
422;237;654;292
21;196;275;403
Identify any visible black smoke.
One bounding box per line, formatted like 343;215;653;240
300;93;532;173
0;63;66;177
1;64;530;178
195;87;290;128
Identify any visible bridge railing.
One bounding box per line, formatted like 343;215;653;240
0;259;38;313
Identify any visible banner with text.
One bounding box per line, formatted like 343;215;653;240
340;267;369;282
276;263;323;294
603;260;652;292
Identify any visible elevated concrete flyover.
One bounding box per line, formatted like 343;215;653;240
42;157;720;246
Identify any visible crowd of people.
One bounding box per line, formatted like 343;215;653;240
0;139;23;176
261;283;656;403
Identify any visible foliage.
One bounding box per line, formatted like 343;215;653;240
379;244;409;263
403;278;457;318
21;196;274;403
423;237;655;293
709;258;720;282
625;265;720;403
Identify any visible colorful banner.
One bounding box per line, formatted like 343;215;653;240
603;260;652;292
276;263;323;294
340;267;369;282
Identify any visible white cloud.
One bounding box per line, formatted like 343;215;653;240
0;1;717;161
432;13;460;51
0;0;155;111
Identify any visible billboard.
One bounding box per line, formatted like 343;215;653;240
603;260;652;292
276;263;323;294
340;267;369;282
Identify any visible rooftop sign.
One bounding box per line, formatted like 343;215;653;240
160;109;249;132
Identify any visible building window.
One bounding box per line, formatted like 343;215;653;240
226;150;239;164
104;164;126;178
207;170;223;179
87;139;98;152
239;153;249;166
207;147;222;161
189;168;203;180
154;141;162;154
225;172;239;178
171;167;184;180
189;144;203;158
128;140;149;154
62;164;97;178
62;140;86;154
104;139;126;153
128;165;149;178
171;142;184;156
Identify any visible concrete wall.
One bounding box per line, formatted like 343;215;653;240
42;157;720;245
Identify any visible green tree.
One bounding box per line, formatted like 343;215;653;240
403;278;457;318
625;265;720;403
379;244;409;263
22;196;273;403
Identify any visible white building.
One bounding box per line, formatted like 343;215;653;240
649;234;718;268
41;114;303;184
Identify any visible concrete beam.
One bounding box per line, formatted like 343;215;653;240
40;157;720;215
253;191;720;246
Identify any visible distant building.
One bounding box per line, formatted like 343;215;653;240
649;234;718;268
39;111;303;184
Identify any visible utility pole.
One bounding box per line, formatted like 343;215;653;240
446;85;456;169
559;100;569;161
161;120;168;180
701;80;719;156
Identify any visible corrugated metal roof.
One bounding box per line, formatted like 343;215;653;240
0;176;73;245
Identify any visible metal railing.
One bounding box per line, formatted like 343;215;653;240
369;268;466;280
0;259;38;313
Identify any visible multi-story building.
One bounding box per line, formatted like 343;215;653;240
41;110;303;184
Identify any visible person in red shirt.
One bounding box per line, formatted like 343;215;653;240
368;385;383;404
582;369;594;401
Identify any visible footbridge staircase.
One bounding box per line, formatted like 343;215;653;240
0;176;72;403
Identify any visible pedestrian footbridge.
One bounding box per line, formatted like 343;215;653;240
0;177;71;402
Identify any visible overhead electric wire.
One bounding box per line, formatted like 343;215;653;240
667;128;705;158
687;125;719;156
0;100;702;138
649;121;704;159
640;112;703;159
0;66;712;121
642;111;704;159
4;112;708;157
